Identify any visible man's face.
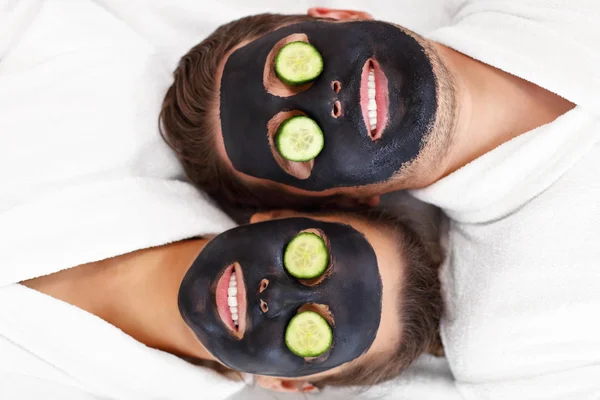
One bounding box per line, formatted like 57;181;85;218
178;214;402;378
217;19;453;197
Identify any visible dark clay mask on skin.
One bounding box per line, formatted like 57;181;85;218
220;20;437;191
178;218;382;377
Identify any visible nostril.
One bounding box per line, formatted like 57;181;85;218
259;279;269;293
260;299;269;313
332;81;341;93
332;101;342;118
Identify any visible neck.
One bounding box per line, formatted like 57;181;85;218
431;43;575;179
23;239;215;362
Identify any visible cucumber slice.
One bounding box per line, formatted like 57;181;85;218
285;311;333;357
275;41;324;86
276;116;324;162
283;232;329;279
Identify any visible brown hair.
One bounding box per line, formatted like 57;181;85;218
312;208;444;387
160;13;348;211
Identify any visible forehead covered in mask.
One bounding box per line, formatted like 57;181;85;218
219;20;437;192
178;218;383;377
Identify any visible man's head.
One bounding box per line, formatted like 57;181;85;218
160;9;457;209
178;208;443;392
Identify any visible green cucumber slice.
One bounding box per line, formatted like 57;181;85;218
285;311;333;357
276;116;324;162
275;41;324;86
283;232;329;279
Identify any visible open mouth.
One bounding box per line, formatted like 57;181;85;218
215;262;247;339
360;59;389;140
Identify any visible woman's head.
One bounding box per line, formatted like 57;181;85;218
160;9;457;210
178;209;443;392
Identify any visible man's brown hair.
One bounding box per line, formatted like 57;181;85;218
159;13;343;211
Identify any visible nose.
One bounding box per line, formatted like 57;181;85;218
332;100;342;118
332;80;341;93
259;278;311;317
331;80;342;119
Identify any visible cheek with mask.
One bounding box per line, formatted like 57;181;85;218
178;218;383;377
220;20;437;192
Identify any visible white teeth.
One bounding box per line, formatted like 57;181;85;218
367;68;377;132
228;272;240;327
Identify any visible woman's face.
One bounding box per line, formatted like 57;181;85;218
178;211;403;385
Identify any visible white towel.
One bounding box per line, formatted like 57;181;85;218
411;109;600;399
0;2;241;398
0;285;245;400
427;0;600;115
410;3;600;398
0;0;235;286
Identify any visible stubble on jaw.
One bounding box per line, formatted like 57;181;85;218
389;33;459;190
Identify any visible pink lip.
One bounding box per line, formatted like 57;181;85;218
360;58;389;140
215;263;247;339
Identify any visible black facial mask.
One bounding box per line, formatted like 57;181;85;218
220;20;437;191
178;218;383;377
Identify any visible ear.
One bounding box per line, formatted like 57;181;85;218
255;376;319;393
364;195;381;207
249;209;298;224
307;7;373;21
